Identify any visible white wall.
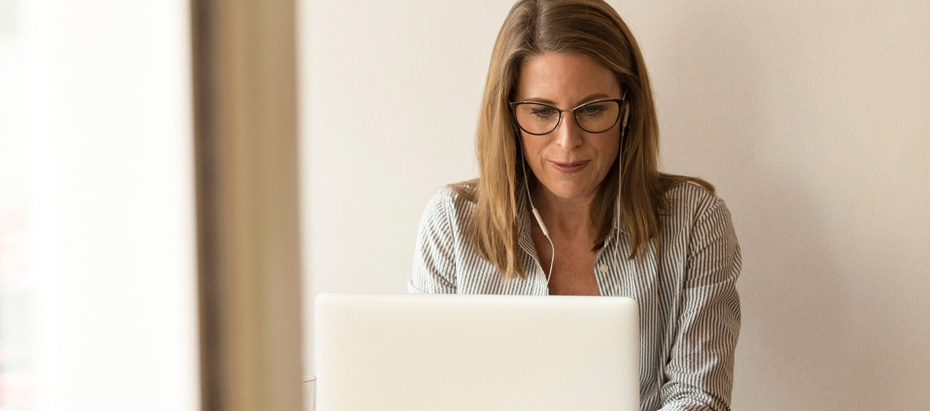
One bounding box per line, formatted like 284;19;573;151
300;1;930;409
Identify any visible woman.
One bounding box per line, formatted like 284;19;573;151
409;0;741;410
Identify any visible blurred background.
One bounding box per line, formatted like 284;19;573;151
2;0;929;410
0;0;198;410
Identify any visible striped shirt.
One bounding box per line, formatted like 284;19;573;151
409;181;741;411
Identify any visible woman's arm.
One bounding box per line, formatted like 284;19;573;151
409;188;459;294
659;198;742;411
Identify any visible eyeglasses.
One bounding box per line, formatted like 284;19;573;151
509;98;624;135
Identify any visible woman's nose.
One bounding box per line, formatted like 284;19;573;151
553;113;583;150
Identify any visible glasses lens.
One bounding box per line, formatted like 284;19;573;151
575;100;621;133
513;103;560;135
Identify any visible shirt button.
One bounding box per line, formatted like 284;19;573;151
598;263;609;273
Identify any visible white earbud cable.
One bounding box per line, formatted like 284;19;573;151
520;148;555;292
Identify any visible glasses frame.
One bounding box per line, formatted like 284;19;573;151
509;98;625;136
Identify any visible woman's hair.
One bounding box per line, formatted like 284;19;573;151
455;0;712;280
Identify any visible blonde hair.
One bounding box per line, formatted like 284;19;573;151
455;0;712;280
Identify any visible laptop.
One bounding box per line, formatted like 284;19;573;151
315;293;640;411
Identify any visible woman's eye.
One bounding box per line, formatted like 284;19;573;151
530;107;556;117
582;105;607;115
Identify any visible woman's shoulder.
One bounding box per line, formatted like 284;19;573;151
421;181;478;226
446;180;478;201
662;179;732;224
430;181;477;206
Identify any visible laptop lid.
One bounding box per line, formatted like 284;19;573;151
315;293;639;411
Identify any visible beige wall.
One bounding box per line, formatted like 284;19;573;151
300;1;930;409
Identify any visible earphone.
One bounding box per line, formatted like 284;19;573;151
620;90;630;136
518;90;630;295
520;156;555;293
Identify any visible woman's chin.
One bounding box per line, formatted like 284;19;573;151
539;182;599;203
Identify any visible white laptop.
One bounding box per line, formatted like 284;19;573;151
315;293;640;411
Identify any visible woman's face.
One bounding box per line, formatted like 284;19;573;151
514;52;623;205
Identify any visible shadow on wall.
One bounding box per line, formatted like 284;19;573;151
657;2;921;410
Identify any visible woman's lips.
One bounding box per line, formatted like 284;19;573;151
549;160;589;173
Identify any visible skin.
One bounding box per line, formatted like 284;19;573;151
514;51;623;295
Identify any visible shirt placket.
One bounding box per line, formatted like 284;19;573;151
592;227;623;296
516;201;550;295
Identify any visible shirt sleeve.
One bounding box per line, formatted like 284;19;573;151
659;198;742;411
408;189;459;294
